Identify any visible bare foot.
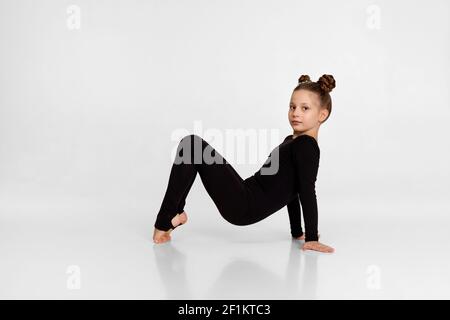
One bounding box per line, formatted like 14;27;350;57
153;211;188;244
302;241;334;253
173;211;188;226
294;233;320;241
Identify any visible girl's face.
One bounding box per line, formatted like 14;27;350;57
288;89;327;132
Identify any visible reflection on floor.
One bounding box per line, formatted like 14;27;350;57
1;213;449;299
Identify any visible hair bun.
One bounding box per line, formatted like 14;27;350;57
317;74;336;93
298;75;311;84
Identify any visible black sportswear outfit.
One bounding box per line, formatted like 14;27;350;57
154;133;320;242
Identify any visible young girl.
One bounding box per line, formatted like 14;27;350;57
153;74;335;253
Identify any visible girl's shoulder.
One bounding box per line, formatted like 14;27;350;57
290;134;320;155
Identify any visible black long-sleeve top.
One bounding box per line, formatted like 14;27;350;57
244;134;320;242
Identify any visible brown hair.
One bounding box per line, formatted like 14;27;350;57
293;74;336;123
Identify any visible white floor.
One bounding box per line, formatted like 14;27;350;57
1;203;450;299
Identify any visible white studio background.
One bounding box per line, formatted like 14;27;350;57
0;0;449;299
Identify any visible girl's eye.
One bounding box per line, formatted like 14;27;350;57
290;105;308;110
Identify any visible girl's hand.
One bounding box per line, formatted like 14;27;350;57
302;241;335;253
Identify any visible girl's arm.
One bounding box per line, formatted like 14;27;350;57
291;137;320;242
286;193;303;238
283;135;305;238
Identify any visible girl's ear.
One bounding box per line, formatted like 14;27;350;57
319;109;329;122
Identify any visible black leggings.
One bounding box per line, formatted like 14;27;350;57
154;134;253;231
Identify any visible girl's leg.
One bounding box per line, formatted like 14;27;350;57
154;134;249;231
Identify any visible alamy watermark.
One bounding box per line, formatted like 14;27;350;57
170;121;282;175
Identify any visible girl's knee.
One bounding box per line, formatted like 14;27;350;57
180;134;202;143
